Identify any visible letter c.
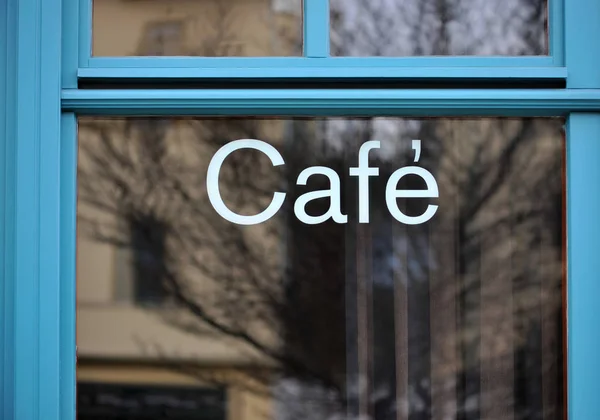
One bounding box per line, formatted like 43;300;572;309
207;139;286;225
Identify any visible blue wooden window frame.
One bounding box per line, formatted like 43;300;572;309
1;0;600;419
72;0;568;81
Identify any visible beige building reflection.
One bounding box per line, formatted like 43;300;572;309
92;0;302;57
77;119;292;420
79;1;302;419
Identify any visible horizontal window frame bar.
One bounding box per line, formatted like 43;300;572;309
85;56;558;70
62;88;600;116
81;0;565;66
78;64;567;83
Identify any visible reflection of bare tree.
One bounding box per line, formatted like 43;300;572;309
419;119;564;420
78;117;346;393
79;115;564;420
330;0;547;56
325;2;557;416
79;1;564;419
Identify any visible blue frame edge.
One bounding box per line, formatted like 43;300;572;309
567;114;600;420
78;0;91;67
78;61;567;81
1;0;63;419
59;113;77;420
304;0;329;58
78;0;566;74
0;0;16;418
565;0;600;87
549;0;565;65
62;88;600;116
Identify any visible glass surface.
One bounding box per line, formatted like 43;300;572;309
331;0;549;56
77;116;565;420
92;0;303;56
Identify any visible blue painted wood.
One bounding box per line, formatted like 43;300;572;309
0;0;5;415
78;63;567;81
565;0;600;87
79;0;91;67
303;0;329;58
86;56;559;68
85;55;558;69
0;0;17;418
60;113;77;420
60;1;78;419
1;0;63;419
63;0;80;88
61;88;600;116
549;0;565;65
58;0;79;418
564;0;600;415
567;114;600;420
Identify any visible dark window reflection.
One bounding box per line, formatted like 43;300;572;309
129;214;168;305
77;117;564;420
77;382;226;420
331;0;548;56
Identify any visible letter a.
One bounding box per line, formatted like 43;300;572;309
294;167;348;225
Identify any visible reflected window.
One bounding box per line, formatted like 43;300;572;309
129;214;168;305
77;382;226;420
140;21;184;56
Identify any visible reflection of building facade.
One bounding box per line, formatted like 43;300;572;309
78;1;302;419
92;0;301;57
77;120;292;420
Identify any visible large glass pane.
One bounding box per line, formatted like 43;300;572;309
77;116;565;420
331;0;549;56
92;0;303;56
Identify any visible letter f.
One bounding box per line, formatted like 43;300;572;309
349;140;381;223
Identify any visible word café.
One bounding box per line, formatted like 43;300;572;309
207;139;439;226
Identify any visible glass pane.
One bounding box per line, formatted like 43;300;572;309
92;0;303;56
77;116;565;420
331;0;548;56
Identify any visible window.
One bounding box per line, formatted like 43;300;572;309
77;382;226;420
75;116;565;420
139;21;184;56
2;1;600;420
128;214;168;304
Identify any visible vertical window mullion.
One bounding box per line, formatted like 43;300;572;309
548;0;565;66
566;113;600;420
303;0;329;58
565;0;600;88
79;0;92;67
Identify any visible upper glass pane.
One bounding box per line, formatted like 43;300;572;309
76;115;564;420
92;0;303;56
331;0;548;56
